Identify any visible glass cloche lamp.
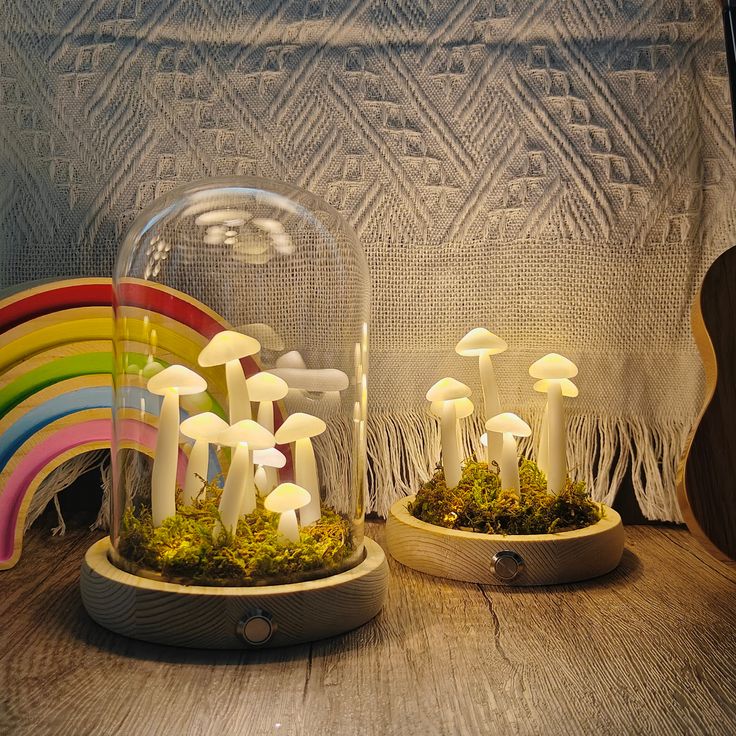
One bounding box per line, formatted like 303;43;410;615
80;178;388;648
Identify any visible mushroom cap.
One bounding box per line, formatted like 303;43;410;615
275;350;307;369
528;353;578;380
485;412;532;437
426;377;471;402
198;330;261;367
455;328;507;357
430;397;474;419
266;368;349;392
180;412;229;442
247;372;289;401
252;447;287;469
533;378;579;397
147;365;207;396
264;482;311;513
218;419;275;450
274;412;327;444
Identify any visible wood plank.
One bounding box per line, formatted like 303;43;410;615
0;523;734;736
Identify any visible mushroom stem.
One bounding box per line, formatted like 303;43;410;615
225;358;251;422
214;442;250;538
478;353;502;465
256;401;278;490
441;400;461;487
546;381;565;494
295;437;321;526
277;509;299;544
183;438;209;505
500;431;520;495
240;455;257;515
151;388;179;527
254;465;270;495
537;404;549;476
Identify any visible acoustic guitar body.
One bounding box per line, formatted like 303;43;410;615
677;246;736;563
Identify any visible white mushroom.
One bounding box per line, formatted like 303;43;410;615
265;367;350;392
198;331;260;423
533;378;578;481
455;328;507;466
247;372;289;433
274;413;327;526
426;378;472;488
146;365;207;527
430;397;474;468
529;354;578;494
253;447;287;496
485;412;532;495
179;412;229;505
215;420;274;539
264;482;312;544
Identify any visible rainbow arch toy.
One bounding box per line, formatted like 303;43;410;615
0;278;284;570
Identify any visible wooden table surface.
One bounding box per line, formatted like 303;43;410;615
1;521;735;736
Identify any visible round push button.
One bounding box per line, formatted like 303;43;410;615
491;550;524;582
237;610;276;645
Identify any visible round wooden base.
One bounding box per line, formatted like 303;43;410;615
81;536;389;649
386;496;624;586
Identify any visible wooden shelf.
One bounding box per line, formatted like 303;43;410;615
1;521;735;735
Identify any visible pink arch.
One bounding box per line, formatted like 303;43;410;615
0;419;186;564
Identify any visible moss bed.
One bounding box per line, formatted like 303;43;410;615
117;479;354;587
409;458;602;535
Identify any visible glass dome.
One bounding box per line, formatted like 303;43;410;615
111;177;369;588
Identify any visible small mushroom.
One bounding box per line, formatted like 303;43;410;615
198;330;261;423
147;365;207;526
529;354;578;494
215;420;274;538
264;482;312;544
253;447;287;496
533;378;578;480
274;413;327;527
455;328;507;466
485;412;532;495
179;412;229;505
426;378;472;488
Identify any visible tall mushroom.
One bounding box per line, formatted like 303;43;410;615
253;447;287;496
455;328;507;466
484;412;532;495
426;378;472;488
528;354;578;494
198;330;260;423
179;412;229;505
215;420;274;539
274;413;327;527
533;377;578;480
264;482;312;544
146;365;207;526
430;397;474;467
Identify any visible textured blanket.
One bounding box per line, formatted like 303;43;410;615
2;0;735;522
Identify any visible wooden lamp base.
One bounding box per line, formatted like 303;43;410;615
81;536;389;648
386;496;624;586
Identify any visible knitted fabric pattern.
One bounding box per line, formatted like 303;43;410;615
2;0;735;521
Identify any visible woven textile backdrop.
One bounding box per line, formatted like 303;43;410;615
2;0;736;522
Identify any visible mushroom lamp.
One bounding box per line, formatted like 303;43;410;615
265;482;312;543
426;378;472;488
179;411;229;504
253;447;287;495
485;412;532;494
198;330;261;423
529;354;578;494
533;377;578;482
146;365;207;526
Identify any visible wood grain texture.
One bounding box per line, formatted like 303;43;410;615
80;537;389;649
386;496;624;586
1;521;735;736
677;245;736;562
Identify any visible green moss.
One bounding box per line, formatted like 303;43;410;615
117;478;354;586
409;458;602;535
